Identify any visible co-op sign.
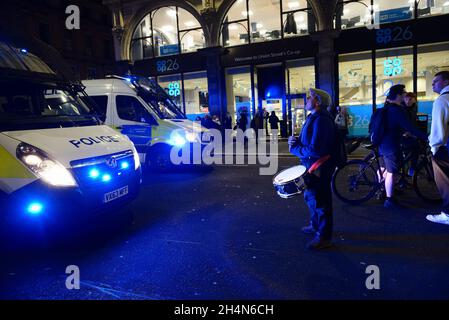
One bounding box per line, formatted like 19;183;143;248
234;50;301;63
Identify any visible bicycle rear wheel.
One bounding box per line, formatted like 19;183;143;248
332;160;379;205
413;160;442;204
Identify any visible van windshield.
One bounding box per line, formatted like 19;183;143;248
0;82;100;132
133;78;186;120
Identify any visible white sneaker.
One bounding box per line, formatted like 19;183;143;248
426;212;449;225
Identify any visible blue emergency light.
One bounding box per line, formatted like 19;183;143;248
89;169;100;179
27;202;44;215
121;161;130;170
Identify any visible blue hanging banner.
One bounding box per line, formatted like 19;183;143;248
376;7;413;24
160;44;179;56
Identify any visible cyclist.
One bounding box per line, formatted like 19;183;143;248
378;84;428;209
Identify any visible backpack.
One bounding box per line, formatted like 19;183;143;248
308;113;348;168
369;106;390;147
332;122;348;169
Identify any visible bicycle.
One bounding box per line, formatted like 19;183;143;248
331;141;442;205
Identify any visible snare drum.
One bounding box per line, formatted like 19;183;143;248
273;165;308;199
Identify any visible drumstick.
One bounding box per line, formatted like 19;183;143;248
292;110;297;137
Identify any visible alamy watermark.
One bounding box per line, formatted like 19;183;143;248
365;265;380;290
66;5;80;30
65;265;81;290
169;122;279;176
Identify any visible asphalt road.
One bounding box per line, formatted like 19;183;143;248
1;151;449;300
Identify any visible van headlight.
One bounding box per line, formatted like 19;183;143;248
16;143;78;187
133;147;141;170
185;132;198;143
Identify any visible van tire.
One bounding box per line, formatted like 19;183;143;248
146;144;174;169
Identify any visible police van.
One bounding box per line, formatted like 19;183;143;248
82;76;207;167
0;35;142;230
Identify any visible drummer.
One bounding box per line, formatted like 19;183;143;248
288;88;337;250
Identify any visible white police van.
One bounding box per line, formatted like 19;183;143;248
82;76;207;167
0;35;141;231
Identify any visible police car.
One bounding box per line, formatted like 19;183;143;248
0;35;141;230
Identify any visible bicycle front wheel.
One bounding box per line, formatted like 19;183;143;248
413;160;442;204
332;160;380;205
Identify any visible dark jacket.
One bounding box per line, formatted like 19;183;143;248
224;116;233;130
269;114;280;129
238;115;248;131
380;102;428;155
290;110;336;169
404;104;418;126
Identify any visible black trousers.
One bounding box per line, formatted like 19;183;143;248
303;163;335;241
432;146;449;212
402;137;420;170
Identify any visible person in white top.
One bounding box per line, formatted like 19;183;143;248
427;71;449;225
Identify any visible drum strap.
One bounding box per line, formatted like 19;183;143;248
308;155;331;174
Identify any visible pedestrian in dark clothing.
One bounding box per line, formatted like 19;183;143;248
403;92;418;126
255;111;264;130
251;112;264;143
379;85;428;209
263;109;269;135
289;88;337;251
402;92;420;176
237;112;248;131
269;111;280;131
224;112;233;130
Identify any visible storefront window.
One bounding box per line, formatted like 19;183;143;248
375;47;413;108
374;0;415;24
339;51;373;137
336;0;372;29
158;74;184;112
249;0;281;43
221;22;249;47
152;7;178;57
221;0;314;47
286;58;316;95
130;15;153;60
183;71;209;116
418;0;449;17
282;0;308;10
225;0;247;22
131;38;153;61
285;59;314;132
283;11;309;37
417;42;449;129
226;66;252;126
178;8;201;29
180;30;205;53
131;6;204;61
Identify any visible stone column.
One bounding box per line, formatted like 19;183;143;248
200;5;218;47
307;0;338;32
110;3;125;62
311;30;341;108
198;47;227;120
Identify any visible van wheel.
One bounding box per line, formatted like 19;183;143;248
146;144;174;169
